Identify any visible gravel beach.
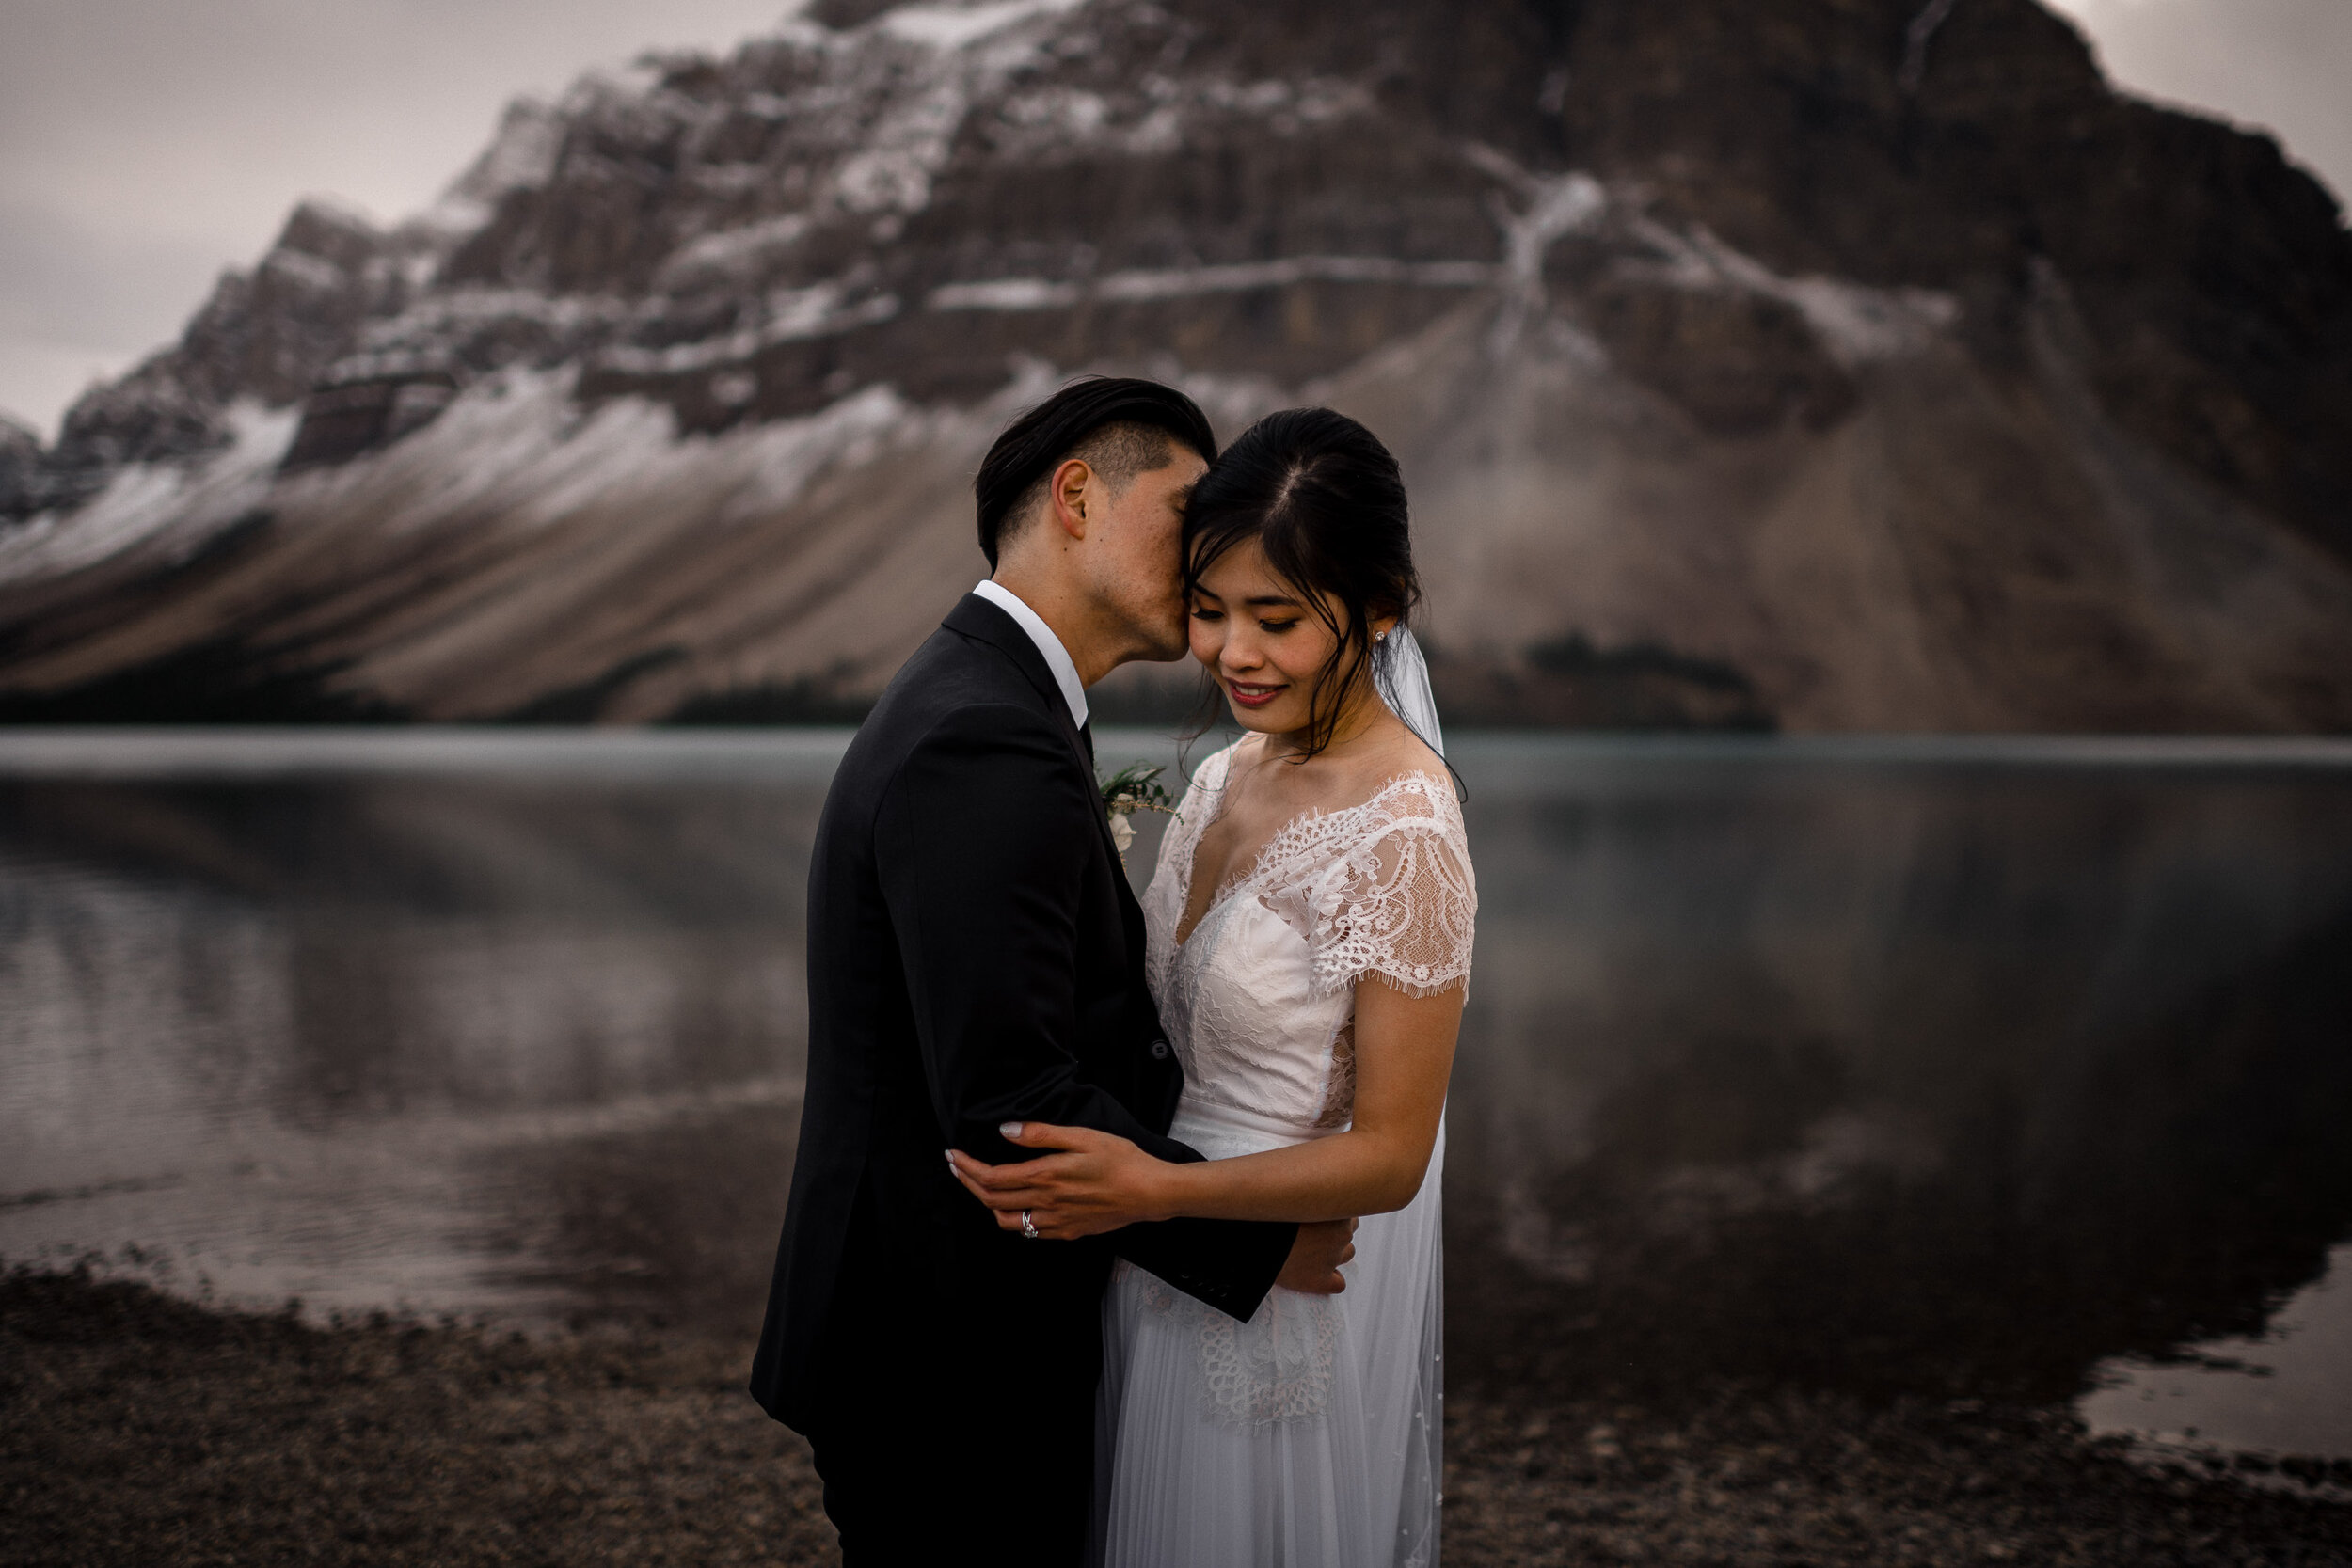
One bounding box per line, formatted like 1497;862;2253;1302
7;1264;2348;1567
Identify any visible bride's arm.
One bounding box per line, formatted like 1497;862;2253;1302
946;975;1463;1234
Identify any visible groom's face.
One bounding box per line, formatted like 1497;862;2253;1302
1088;446;1208;662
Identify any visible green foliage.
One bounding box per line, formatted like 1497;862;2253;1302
1098;761;1177;816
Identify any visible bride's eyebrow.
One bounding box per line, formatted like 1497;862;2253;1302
1243;594;1303;609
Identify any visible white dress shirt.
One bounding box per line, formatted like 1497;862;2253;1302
971;578;1089;729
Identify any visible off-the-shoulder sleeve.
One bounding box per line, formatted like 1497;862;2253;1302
1300;781;1476;999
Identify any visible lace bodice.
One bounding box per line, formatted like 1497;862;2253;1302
1140;738;1476;1132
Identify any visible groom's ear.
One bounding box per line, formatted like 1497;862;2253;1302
1049;457;1097;540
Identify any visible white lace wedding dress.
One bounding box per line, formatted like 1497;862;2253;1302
1093;736;1477;1568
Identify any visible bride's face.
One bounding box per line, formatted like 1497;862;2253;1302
1188;539;1351;737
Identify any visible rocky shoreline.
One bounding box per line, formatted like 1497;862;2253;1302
6;1264;2347;1566
1441;1391;2352;1566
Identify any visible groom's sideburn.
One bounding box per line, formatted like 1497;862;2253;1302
750;594;1295;1563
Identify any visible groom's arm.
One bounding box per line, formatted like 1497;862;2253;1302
1105;1210;1304;1320
877;705;1295;1318
876;705;1194;1164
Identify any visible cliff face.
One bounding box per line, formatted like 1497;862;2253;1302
3;0;2349;730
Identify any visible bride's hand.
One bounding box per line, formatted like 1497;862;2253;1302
945;1122;1171;1240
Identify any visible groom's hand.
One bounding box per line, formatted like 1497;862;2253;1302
1276;1218;1357;1295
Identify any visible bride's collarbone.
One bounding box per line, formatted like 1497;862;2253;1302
1177;728;1442;937
1221;725;1445;831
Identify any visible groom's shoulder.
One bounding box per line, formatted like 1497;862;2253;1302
843;619;1061;774
879;618;1042;722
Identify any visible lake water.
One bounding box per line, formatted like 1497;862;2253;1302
4;728;2350;1472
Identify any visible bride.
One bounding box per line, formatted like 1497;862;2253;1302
949;406;1474;1567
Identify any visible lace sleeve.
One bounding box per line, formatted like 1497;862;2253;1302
1299;785;1476;999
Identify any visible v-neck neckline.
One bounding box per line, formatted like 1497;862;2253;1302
1168;741;1447;950
1170;738;1268;949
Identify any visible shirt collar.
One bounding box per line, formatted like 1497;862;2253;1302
971;578;1089;728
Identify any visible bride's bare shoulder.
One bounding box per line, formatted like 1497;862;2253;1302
1363;719;1451;797
1287;722;1452;823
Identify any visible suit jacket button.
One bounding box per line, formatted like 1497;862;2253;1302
1150;1038;1170;1060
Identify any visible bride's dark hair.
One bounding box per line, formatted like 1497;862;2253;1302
1183;406;1423;764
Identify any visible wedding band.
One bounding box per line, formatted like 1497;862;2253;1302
1020;1209;1041;1240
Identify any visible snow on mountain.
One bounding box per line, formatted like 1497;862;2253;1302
2;0;2348;729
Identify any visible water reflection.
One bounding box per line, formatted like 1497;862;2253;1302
2;731;2348;1465
0;736;829;1327
1443;740;2352;1465
2082;1244;2352;1470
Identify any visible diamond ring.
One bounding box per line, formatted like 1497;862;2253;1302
1021;1209;1041;1240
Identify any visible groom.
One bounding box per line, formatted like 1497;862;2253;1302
750;377;1355;1563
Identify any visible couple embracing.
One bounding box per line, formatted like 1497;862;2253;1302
749;377;1476;1567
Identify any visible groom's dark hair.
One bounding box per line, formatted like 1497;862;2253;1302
975;377;1218;567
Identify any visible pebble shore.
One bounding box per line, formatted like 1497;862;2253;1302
6;1266;2347;1567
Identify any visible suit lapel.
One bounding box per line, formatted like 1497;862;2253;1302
943;594;1127;869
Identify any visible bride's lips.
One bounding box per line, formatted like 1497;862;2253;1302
1225;678;1285;710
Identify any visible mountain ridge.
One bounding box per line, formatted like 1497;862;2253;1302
3;0;2348;731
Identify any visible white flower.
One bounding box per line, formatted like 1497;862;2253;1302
1109;814;1136;856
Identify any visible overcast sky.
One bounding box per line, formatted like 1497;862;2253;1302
2;0;2346;439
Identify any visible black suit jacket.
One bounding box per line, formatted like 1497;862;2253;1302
749;593;1295;1433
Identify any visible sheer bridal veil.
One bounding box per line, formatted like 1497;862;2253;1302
1375;628;1445;760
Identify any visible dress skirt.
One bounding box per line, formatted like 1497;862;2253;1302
1092;1099;1445;1568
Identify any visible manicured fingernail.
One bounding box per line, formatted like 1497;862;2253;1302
998;1122;1024;1138
945;1150;957;1167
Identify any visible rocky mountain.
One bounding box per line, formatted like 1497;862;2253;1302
3;0;2350;730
